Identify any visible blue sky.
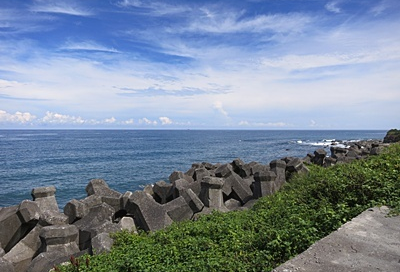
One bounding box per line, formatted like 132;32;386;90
0;0;399;129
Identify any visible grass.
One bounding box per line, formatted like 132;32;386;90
59;143;400;272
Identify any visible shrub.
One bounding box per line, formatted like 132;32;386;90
59;144;400;272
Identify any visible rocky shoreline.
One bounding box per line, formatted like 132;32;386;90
0;139;390;272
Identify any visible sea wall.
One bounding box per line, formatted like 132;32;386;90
0;139;390;272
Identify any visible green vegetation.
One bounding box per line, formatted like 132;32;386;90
59;144;400;272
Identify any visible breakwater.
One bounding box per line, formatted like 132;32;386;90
0;139;389;272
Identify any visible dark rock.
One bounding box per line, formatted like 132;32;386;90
383;129;400;143
330;146;348;159
312;149;327;166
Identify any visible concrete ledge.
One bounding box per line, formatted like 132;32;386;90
272;206;400;272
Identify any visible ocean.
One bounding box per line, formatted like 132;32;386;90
0;130;386;209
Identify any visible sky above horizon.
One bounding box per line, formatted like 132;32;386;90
0;0;399;129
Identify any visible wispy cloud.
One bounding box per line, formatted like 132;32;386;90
325;2;341;14
115;0;190;16
116;86;230;97
30;1;93;16
182;11;313;34
60;40;120;53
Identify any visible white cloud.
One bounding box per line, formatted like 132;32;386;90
184;12;312;34
0;110;36;123
159;116;173;125
41;111;85;124
30;1;93;16
123;119;135;125
60;40;119;53
212;101;229;117
139;118;158;125
325;2;341;13
238;120;291;128
104;117;117;124
116;0;190;16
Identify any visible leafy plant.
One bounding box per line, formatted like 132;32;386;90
59;143;400;272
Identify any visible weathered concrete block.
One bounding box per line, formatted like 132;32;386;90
286;158;309;179
200;177;225;209
40;225;79;250
27;250;88;272
17;200;40;224
91;233;114;255
153;180;174;204
39;210;69;226
120;191;133;211
73;203;115;250
81;195;103;210
224;172;253;204
180;189;204;214
164;196;193;222
324;157;337;167
126;191;173;232
214;164;233;178
0;246;4;258
169;171;194;183
64;199;89;224
85;179;121;197
118;217;137;233
253;171;277;198
270;159;286;188
0;205;25;252
172;178;191;198
224;199;242;211
250;162;268;176
232;158;252;178
3;225;42;272
31;186;59;213
0;257;14;272
194;168;212;182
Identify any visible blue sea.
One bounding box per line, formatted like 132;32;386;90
0;130;386;209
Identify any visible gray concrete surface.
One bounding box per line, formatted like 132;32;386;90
272;206;400;272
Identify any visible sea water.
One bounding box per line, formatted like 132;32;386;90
0;130;385;209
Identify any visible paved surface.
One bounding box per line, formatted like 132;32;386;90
272;206;400;272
